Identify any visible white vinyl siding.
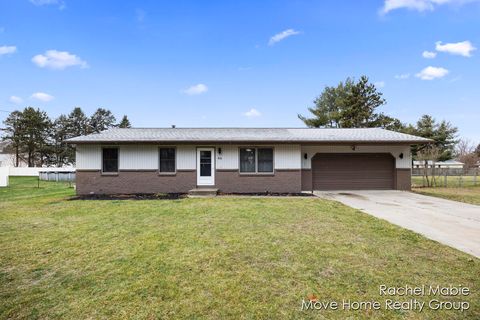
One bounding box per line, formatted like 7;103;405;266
76;144;101;170
274;145;301;170
216;145;238;170
119;145;158;170
177;146;196;170
301;145;411;169
75;143;410;171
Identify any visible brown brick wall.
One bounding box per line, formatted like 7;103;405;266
215;169;302;193
76;167;409;194
301;169;312;191
76;170;196;195
395;168;411;191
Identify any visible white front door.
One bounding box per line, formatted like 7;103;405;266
197;148;215;186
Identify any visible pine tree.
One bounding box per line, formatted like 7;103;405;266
298;76;402;130
2;111;24;167
117;115;132;128
410;115;458;161
89;108;116;133
17;107;51;167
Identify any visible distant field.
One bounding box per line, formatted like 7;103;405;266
1;177;479;319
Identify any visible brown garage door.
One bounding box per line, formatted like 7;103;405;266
312;153;395;190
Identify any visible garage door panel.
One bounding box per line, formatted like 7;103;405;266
312;153;394;190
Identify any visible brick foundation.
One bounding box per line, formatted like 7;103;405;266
76;169;303;195
301;169;312;191
215;169;302;193
76;168;410;194
76;170;196;195
395;168;412;191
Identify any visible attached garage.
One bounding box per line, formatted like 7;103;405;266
312;153;395;190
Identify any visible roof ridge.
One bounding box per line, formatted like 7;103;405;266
107;127;384;130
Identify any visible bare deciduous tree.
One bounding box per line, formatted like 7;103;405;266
455;139;479;170
417;145;441;187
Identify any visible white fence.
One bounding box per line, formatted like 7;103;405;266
0;167;8;187
7;166;75;177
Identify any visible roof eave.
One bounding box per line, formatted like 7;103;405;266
66;139;431;145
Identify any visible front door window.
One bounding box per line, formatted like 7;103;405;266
200;151;212;176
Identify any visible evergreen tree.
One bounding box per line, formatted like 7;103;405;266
2;111;24;167
50;114;72;166
408;115;458;161
2;106;132;167
17;107;51;167
67;107;90;137
89;108;116;133
298;75;403;130
117;115;131;128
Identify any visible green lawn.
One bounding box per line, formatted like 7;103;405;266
1;177;479;319
413;186;480;206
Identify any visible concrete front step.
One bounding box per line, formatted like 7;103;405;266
188;188;219;197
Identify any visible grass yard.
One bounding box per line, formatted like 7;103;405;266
413;186;480;206
412;175;479;188
1;177;479;319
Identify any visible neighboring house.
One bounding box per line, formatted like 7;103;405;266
0;141;19;167
413;159;464;169
66;128;430;195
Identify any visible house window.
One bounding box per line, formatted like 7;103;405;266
102;147;118;173
159;147;176;173
258;148;274;172
239;147;274;173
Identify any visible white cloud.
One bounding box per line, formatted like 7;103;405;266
243;108;261;117
415;66;449;80
9;96;23;104
30;0;65;9
435;41;476;57
32;50;88;70
394;73;410;79
374;81;386;88
183;84;208;95
422;50;437;58
0;46;17;55
31;92;54;102
380;0;480;14
268;29;300;46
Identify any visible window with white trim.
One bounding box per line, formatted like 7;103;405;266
239;147;273;173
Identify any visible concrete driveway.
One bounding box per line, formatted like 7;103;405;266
314;190;480;258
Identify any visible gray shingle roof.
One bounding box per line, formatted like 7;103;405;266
66;128;431;144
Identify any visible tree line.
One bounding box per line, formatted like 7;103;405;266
2;107;131;167
2;75;478;169
298;75;472;163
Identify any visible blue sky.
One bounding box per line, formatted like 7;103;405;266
0;0;479;142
